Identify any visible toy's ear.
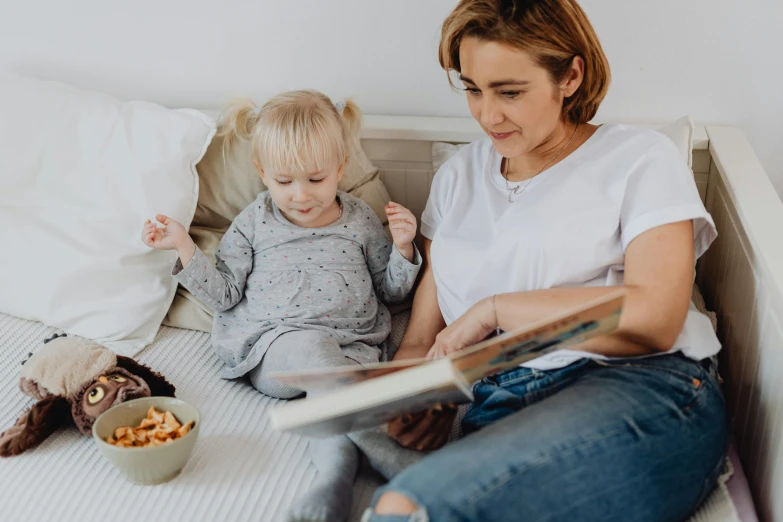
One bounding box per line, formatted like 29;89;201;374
0;395;71;457
116;356;176;398
42;332;66;344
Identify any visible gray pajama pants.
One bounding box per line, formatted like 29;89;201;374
247;328;425;496
246;329;423;521
247;329;374;399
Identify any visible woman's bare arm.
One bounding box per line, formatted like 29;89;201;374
428;221;695;358
392;238;447;360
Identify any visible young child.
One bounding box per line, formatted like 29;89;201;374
142;90;422;522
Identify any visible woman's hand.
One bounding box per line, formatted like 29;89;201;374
142;214;192;252
385;202;417;262
426;296;498;359
388;296;499;449
387;402;460;451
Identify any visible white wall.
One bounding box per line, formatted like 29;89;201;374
1;0;780;192
742;0;783;196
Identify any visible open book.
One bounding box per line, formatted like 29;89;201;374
268;290;625;437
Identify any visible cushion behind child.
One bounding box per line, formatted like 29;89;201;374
164;110;394;332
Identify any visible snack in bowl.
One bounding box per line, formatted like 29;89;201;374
93;397;200;485
105;406;195;448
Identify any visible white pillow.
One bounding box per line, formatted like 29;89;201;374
655;116;695;169
432;142;468;173
0;76;215;355
431;116;695;172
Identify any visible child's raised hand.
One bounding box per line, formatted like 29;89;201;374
142;214;190;252
385;202;417;262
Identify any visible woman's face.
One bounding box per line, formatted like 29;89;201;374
458;37;578;158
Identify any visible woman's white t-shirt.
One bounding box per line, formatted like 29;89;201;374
421;124;721;370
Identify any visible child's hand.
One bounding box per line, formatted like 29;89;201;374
142;214;190;252
385;202;417;262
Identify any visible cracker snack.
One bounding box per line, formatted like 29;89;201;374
106;407;194;448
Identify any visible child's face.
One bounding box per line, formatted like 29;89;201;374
260;161;344;228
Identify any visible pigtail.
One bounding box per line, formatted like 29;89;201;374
226;90;362;175
216;97;260;156
338;99;362;142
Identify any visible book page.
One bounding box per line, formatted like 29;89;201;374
270;360;474;437
267;357;429;393
283;384;472;437
451;291;625;382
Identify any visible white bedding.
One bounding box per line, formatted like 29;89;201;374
0;311;386;522
0;309;740;522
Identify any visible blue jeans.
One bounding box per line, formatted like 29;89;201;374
363;353;729;522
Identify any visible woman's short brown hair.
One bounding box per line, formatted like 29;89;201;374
439;0;611;124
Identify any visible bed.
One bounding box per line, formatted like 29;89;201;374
1;115;777;522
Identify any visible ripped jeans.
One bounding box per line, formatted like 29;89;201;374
362;353;729;522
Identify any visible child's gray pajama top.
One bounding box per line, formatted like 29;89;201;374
172;191;421;379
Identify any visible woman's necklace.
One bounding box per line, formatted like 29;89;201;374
501;123;579;203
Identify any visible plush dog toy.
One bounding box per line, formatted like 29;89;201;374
0;333;175;457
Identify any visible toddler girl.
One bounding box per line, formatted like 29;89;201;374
142;90;421;522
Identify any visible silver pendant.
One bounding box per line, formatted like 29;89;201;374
506;180;530;203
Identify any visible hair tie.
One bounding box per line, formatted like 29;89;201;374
334;100;346;112
251;106;261;116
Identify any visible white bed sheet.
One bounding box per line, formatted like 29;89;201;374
0;310;744;522
0;310;386;522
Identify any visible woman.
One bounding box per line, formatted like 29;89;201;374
362;1;728;521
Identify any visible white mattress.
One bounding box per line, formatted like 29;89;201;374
0;310;744;522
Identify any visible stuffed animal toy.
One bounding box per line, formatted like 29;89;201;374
0;333;175;457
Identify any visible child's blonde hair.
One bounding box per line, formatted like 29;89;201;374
217;90;361;176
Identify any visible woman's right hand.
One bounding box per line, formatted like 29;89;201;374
387;402;459;451
142;214;190;252
385;236;456;449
